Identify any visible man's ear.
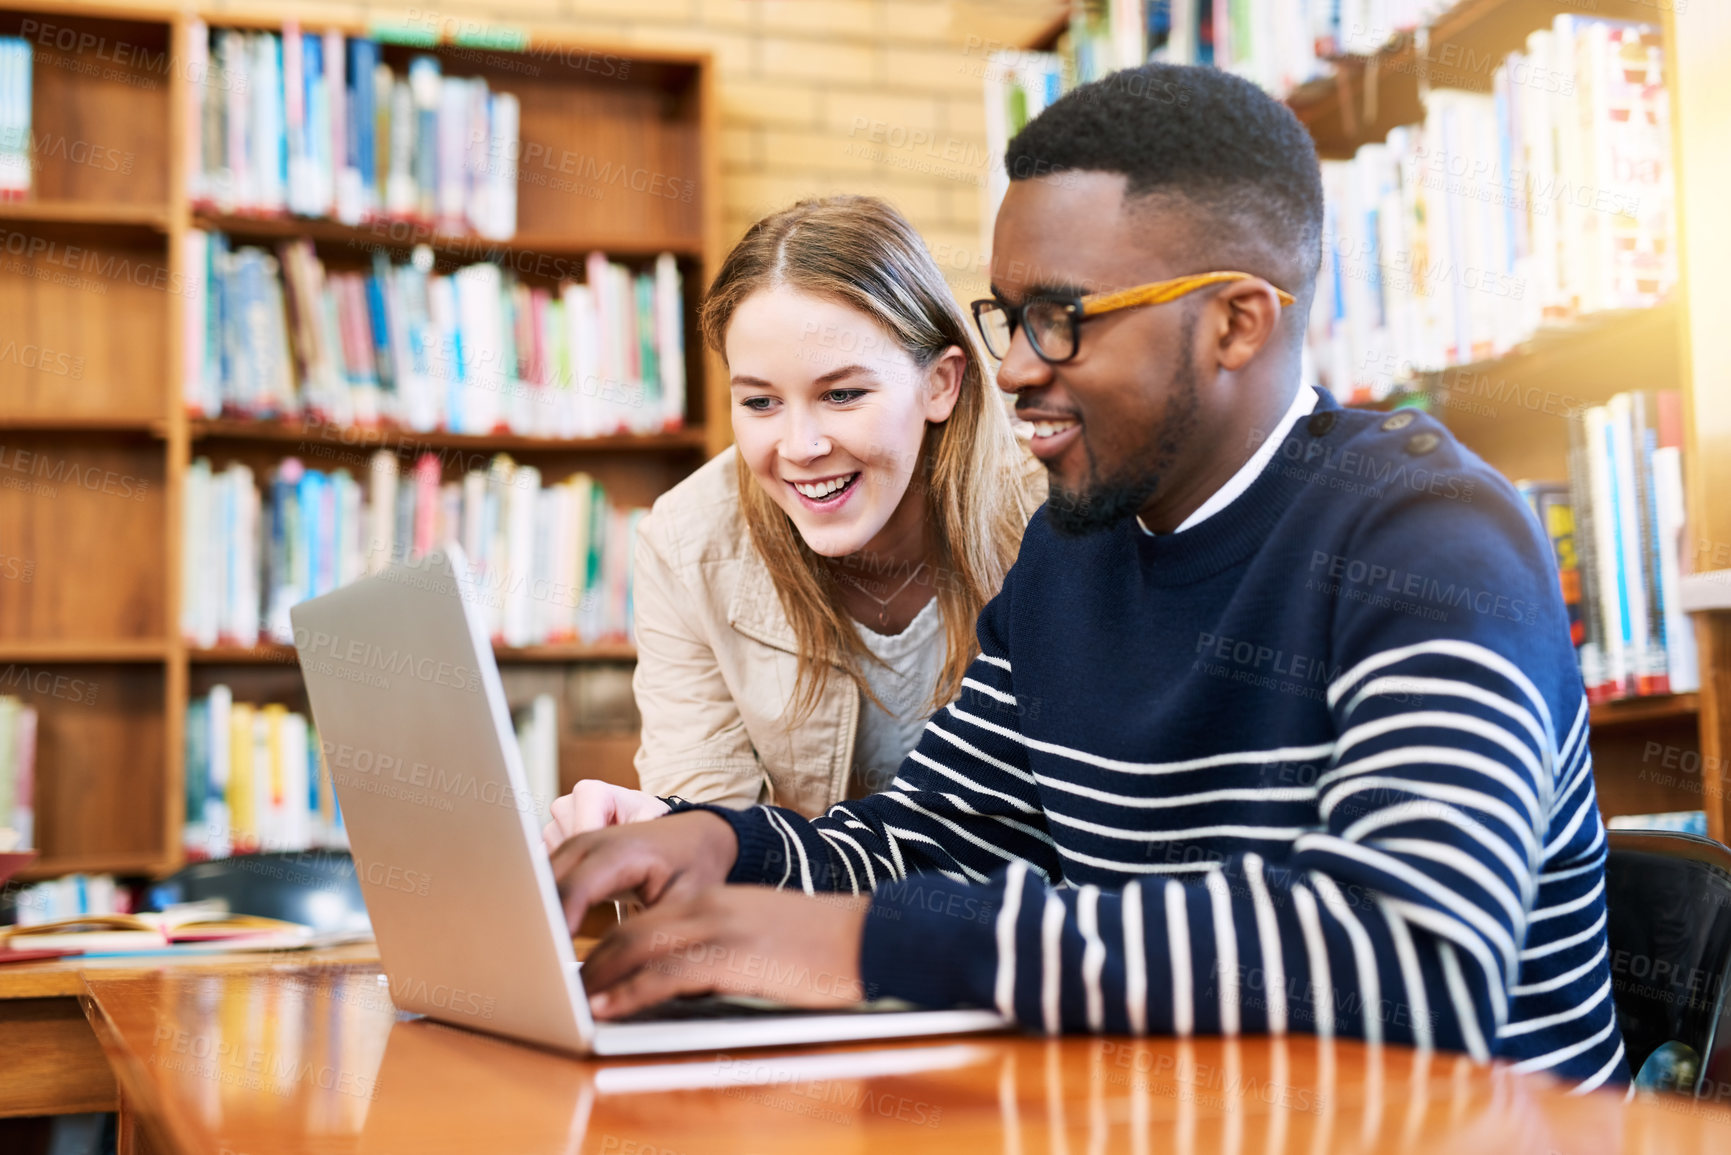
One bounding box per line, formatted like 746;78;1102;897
1211;281;1286;372
922;346;967;422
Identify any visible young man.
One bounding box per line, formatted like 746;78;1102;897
551;63;1627;1089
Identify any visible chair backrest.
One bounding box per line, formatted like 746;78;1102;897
150;850;370;934
1603;830;1731;1097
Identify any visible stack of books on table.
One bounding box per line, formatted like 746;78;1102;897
189;20;518;234
183;233;687;436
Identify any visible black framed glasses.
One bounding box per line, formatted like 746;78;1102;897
971;271;1295;364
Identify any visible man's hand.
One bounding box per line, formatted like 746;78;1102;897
580;886;872;1018
542;780;672;854
548;809;738;932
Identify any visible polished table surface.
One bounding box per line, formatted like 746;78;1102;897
78;961;1731;1155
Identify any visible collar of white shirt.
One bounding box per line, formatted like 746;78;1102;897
1136;385;1320;537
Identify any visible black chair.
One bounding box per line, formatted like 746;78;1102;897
148;850;371;935
1603;830;1731;1098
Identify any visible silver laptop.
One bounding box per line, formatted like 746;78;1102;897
290;544;1007;1056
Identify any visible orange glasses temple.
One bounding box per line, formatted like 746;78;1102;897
1079;271;1296;315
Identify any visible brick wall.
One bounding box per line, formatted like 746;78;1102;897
144;0;1064;302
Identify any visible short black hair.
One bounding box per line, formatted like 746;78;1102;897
1006;63;1324;314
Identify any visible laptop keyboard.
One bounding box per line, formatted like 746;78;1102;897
614;995;918;1023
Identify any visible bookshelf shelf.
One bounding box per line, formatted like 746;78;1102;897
0;2;719;883
14;850;169;883
0;201;170;229
191;212;706;262
188;419;708;455
0;641;170;663
1590;693;1700;730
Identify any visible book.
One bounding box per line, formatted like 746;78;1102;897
184;231;688;435
1306;14;1676;400
0;696;38;851
0;907;314;954
182;453;647;648
189;25;518;233
1606;810;1708;836
0;37;32;199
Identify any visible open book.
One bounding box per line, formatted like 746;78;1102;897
1;907;314;953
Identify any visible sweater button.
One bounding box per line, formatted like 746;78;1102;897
1380;410;1416;431
1405;431;1441;455
1306;411;1337;436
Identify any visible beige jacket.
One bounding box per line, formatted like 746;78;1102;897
631;445;1046;817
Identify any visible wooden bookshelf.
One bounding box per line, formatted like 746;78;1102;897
0;0;719;881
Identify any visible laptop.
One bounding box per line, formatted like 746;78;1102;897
289;544;1007;1057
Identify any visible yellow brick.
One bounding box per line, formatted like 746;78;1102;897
820;90;942;140
759;37;875;85
881;0;969;43
721;125;762;170
754;0;878;38
831;175;945;226
573;0;695;21
721;79;820;129
695;0;763;29
620;25;755;75
726;172;843;220
762;127;877;175
919;226;994;283
941;93;989;138
881;43;1000;94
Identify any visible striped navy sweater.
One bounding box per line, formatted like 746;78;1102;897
684;390;1627;1089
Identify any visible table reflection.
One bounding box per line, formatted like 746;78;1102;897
104;965;1682;1155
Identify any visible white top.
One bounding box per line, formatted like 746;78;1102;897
1139;385;1319;535
850;595;947;794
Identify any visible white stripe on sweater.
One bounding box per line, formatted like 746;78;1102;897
907;750;1040;810
1040;891;1066;1034
1292;885;1334;1037
993;861;1027;1018
924;721;1037;784
1570;1039;1626;1095
1337;786;1538;881
1328;639;1555;747
1439;943;1489;1061
1317;746;1542;827
1380;902;1433;1050
1333;711;1544;784
1204;869;1240;1036
1509;1012;1619;1075
1123;881;1147;1034
1078;885;1106;1032
1510;944;1608;998
1498;977;1611;1038
1165;880;1193;1037
1340;676;1544;754
1244;854;1287;1034
1311;873;1381;1045
1527;878;1603;924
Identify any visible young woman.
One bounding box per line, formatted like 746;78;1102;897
542;195;1043;847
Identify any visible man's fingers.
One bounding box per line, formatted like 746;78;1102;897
580;902;701;993
589;950;714;1020
552;838;664;932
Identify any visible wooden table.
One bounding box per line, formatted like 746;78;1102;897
0;943;377;1119
72;962;1731;1155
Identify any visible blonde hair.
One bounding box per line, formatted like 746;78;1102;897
701;195;1028;721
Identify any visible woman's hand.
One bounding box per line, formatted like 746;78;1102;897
542;780;672;853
